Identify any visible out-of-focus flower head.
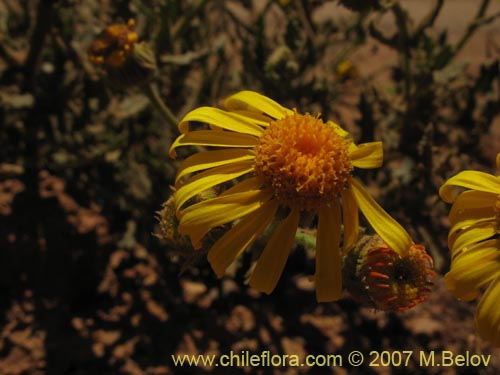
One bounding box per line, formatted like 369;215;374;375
440;153;500;346
88;19;157;87
344;234;434;311
335;60;359;82
88;19;138;68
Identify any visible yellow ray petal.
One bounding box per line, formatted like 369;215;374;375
169;130;259;158
448;219;496;258
175;149;255;184
350;177;412;256
327;120;350;138
179;188;274;248
350;142;383;169
445;240;500;301
451;238;499;262
178;107;265;136
315;202;342;302
175;160;255;211
249;207;300;294
475;275;500;346
220;176;264;196
223;91;293;120
439;171;500;203
341;189;359;255
449;190;496;225
229;110;273;127
207;199;279;277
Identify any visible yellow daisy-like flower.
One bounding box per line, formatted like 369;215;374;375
169;91;412;302
439;154;500;346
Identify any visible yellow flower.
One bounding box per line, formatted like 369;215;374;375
439;154;500;346
169;91;412;302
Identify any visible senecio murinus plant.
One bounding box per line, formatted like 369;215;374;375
164;90;434;308
85;4;500;348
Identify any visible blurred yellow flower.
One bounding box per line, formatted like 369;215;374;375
169;91;412;301
440;154;500;346
88;19;138;68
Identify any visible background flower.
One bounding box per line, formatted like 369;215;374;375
440;157;500;346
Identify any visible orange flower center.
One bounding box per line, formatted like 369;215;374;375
254;113;353;211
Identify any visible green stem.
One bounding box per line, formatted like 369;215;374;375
143;83;178;131
295;229;317;249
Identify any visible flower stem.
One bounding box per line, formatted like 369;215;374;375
295;229;317;249
143;83;178;131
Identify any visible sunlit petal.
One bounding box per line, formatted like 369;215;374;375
178;107;265;136
175;160;255;210
350;177;412;255
445;239;500;301
169;130;259;158
229;110;273;127
439;171;500;203
350;142;383;169
223;91;294;120
448;219;496;258
220;176;264;196
449;190;496;225
176;149;255;184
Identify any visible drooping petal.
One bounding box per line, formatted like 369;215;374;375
315;202;342;302
169;130;259;158
178;107;265;136
223;91;293;120
350;177;412;256
179;188;274;248
207;199;279;277
350;142;383;169
249;207;300;294
439;171;500;203
475;275;500;346
175;160;255;211
175;149;255;184
448;189;496;225
341;188;359;254
445;240;500;301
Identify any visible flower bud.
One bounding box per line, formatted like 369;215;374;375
343;234;435;311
